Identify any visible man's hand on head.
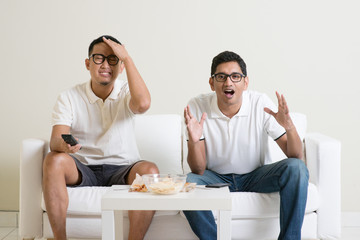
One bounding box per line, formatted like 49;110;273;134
102;37;129;63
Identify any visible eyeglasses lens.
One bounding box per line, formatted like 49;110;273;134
107;55;119;65
230;74;242;82
91;54;119;66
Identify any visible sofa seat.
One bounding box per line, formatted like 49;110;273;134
40;183;318;239
41;183;318;219
41;186;180;217
226;183;319;219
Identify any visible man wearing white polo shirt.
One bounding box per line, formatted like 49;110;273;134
42;35;158;240
183;51;309;240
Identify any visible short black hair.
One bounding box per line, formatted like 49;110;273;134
88;35;121;57
211;51;247;76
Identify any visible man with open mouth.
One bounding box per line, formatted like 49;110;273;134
183;51;309;240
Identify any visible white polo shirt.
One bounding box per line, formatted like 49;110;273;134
187;90;285;174
52;79;140;165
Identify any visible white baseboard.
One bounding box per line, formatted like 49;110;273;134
342;211;360;227
1;210;359;228
0;211;18;227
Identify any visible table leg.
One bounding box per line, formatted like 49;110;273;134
102;210;124;240
217;210;231;240
114;210;124;240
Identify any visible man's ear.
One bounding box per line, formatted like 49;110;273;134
209;77;215;91
85;58;90;70
244;76;249;90
119;61;125;73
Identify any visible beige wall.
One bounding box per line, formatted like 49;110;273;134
1;0;359;211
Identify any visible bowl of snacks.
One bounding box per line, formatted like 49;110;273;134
142;174;187;195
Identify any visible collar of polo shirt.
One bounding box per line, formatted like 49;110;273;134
86;80;121;104
209;91;250;119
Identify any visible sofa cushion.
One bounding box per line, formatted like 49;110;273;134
41;183;318;219
134;114;183;174
212;183;318;219
41;186;179;217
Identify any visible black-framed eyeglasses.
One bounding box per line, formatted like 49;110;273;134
211;72;245;83
90;54;119;66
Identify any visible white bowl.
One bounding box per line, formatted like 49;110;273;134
142;174;187;195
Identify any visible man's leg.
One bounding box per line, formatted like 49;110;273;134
239;158;309;240
126;161;159;240
183;170;231;240
42;152;81;240
278;158;309;240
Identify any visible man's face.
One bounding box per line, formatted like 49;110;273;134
209;61;249;111
85;42;122;86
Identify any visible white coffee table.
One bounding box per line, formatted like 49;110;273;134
101;185;232;240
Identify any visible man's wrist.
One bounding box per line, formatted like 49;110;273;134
283;118;296;132
285;125;296;133
188;138;204;145
121;55;131;65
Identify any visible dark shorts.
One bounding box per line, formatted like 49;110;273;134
70;155;141;187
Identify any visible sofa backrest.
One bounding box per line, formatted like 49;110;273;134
134;114;183;174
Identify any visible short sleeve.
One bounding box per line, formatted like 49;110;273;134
52;91;73;127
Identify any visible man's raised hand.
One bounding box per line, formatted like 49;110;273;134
184;105;207;143
264;91;295;131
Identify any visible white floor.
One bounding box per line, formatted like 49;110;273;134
0;227;18;240
1;226;360;240
1;211;360;240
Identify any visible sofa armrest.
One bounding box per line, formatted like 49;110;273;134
19;138;48;238
304;133;341;239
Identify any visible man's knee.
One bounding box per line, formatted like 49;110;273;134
284;158;309;181
186;172;208;185
43;152;72;173
126;161;159;184
135;161;159;175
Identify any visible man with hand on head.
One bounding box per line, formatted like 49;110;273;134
43;35;158;240
183;51;309;240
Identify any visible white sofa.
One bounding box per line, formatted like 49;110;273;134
19;113;341;240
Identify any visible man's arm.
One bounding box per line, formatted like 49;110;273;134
184;106;207;175
103;37;151;114
50;125;82;153
264;92;303;159
275;129;303;159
